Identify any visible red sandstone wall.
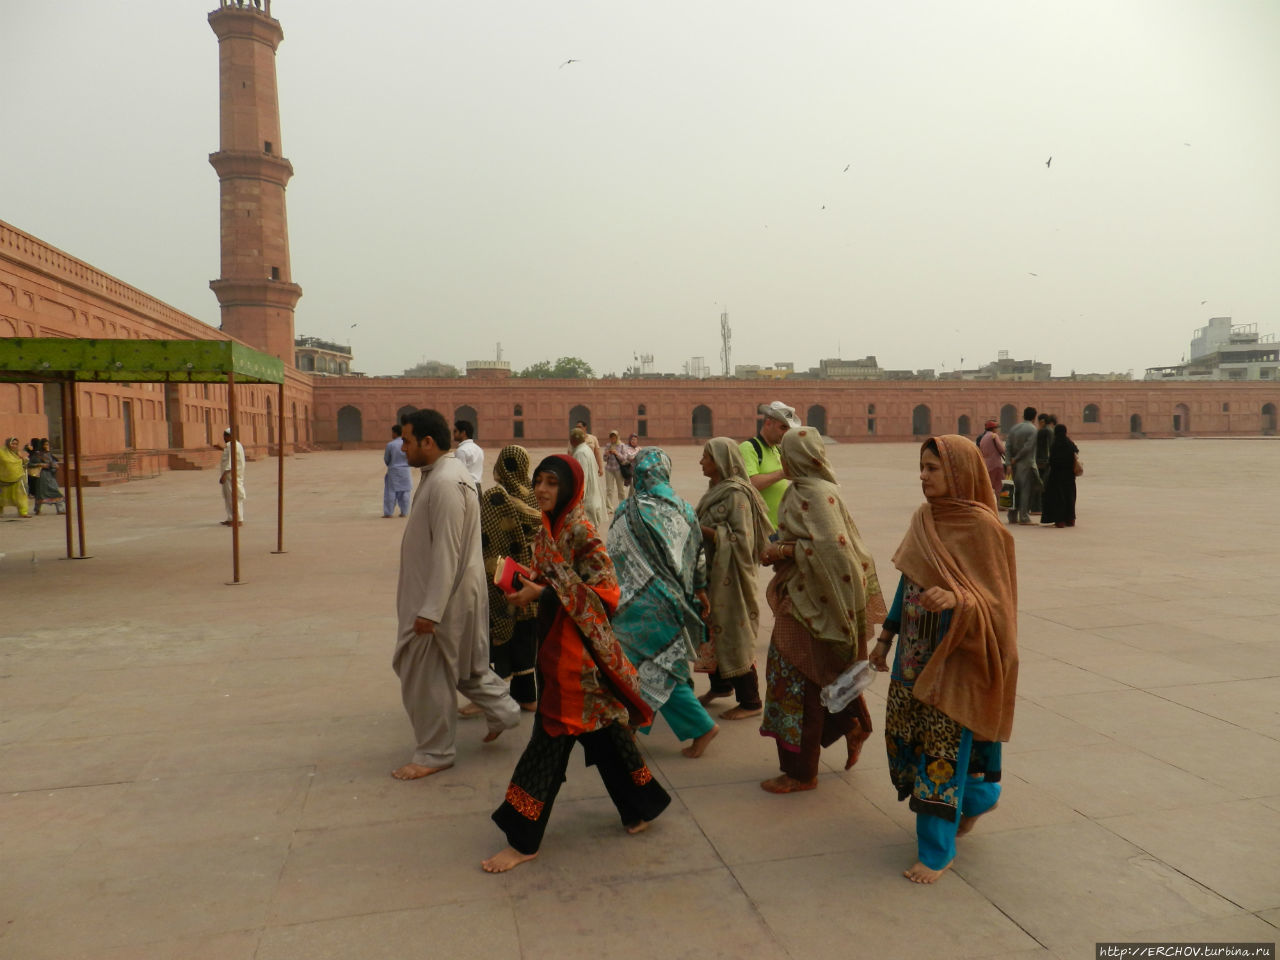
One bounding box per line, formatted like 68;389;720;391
309;376;1280;447
0;221;314;465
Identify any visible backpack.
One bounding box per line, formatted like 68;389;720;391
747;436;765;467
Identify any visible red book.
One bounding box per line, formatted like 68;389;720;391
493;555;533;596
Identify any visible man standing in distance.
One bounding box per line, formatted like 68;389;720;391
1005;406;1039;525
570;420;605;477
218;427;245;526
383;423;412;518
392;409;520;780
740;401;800;527
452;419;484;493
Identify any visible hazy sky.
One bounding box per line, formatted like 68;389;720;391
4;1;1277;378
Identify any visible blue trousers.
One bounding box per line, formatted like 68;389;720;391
639;681;715;742
915;727;1001;869
383;480;410;516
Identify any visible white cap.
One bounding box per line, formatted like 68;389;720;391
759;401;800;428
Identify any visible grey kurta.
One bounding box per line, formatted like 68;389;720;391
393;453;520;768
1005;420;1038;521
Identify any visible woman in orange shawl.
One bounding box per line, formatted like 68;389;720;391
484;454;670;873
869;435;1018;883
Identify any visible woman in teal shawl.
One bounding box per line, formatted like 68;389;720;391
607;447;720;758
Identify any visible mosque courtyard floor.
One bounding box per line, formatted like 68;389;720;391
2;438;1278;959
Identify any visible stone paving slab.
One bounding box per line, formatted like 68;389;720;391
2;438;1279;958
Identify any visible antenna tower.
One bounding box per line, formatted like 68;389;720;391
720;309;732;377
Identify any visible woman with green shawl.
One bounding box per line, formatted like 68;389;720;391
607;447;720;758
695;437;774;720
1;437;31;517
758;426;886;792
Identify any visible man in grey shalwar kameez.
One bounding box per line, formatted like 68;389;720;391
391;409;521;780
1005;406;1039;525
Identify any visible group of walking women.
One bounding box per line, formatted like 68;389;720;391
1;436;65;518
474;429;1018;886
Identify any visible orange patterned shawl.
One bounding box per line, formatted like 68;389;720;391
533;454;652;734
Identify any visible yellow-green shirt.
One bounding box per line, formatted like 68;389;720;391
739;436;787;527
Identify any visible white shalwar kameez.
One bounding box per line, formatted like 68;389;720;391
393;453;520;768
220;440;245;521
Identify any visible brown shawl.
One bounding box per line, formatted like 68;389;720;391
892;434;1019;742
480;445;542;643
694;437;774;677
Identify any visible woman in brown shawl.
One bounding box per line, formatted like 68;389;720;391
758;427;886;793
479;445;542;708
869;435;1018;883
695;437;773;719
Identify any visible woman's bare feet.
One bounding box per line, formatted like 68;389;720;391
458;703;484;719
956;802;998;837
482;728;505;743
697;689;732;707
390;762;453;780
625;820;651;835
760;774;818;794
519;702;537;712
681;724;719;758
720;705;762;721
481;847;538;873
904;860;951;884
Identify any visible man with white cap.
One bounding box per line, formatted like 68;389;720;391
739;400;799;527
218;427;246;526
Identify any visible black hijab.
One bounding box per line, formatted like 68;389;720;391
533;454;579;530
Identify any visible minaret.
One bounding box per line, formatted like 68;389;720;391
208;0;302;365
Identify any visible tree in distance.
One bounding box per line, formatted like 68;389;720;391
517;357;595;379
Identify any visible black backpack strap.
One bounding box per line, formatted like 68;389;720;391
748;436;764;466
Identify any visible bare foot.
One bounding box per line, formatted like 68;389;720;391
760;774;818;794
390;762;452;780
458;703;484;719
681;724;719;758
697;689;732;707
904;860;951;884
481;846;538;873
956;803;998;837
519;702;537;712
720;705;762;721
482;728;504;743
625;820;651;835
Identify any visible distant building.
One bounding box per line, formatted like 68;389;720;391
736;361;794;380
818;356;881;379
938;351;1051;382
1145;317;1279;381
465;360;511;380
295;336;353;375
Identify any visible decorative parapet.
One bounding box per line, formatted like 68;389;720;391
0;219;219;341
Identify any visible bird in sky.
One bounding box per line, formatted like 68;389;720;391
1028;272;1039;277
559;59;579;68
350;323;359;329
1045;156;1052;168
843;164;850;172
1200;300;1207;305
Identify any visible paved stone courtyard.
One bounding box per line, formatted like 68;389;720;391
2;438;1278;959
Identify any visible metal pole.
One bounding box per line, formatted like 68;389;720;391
273;380;285;554
228;372;241;584
69;379;88;558
60;378;73;559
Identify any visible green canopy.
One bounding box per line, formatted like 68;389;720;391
0;337;286;582
0;337;284;384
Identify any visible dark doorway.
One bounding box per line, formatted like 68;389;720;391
121;400;135;449
912;404;931;436
1130;413;1143;435
807;405;827;435
957;414;971;437
1263;402;1276;435
337;405;363;443
999;404;1016;433
455;405;479;439
569;404;591;434
43;382;64;452
692;404;713;438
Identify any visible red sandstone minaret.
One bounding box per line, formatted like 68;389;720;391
208;0;302;366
